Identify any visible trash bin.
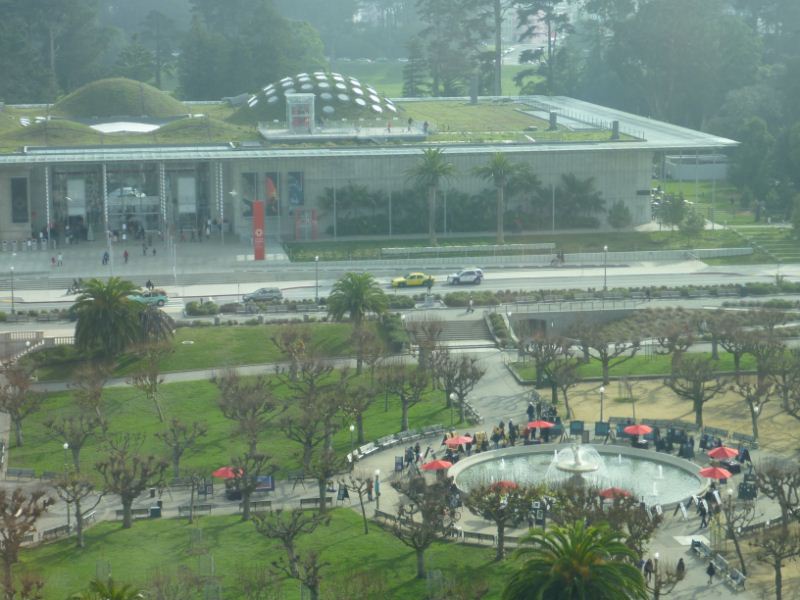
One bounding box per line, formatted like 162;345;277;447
149;505;162;518
581;430;590;444
149;487;156;498
157;500;163;509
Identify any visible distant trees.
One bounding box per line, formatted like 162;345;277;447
53;472;102;549
407;148;456;245
380;363;429;431
464;483;540;560
607;201;633;230
474;153;530;244
155;418;208;479
0;363;43;447
664;355;726;428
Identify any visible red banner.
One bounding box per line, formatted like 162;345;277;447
252;200;265;260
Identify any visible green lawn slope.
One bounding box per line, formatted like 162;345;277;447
53;78;187;119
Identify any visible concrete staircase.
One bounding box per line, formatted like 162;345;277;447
407;318;494;347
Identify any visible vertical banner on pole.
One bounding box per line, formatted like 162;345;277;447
252;200;265;260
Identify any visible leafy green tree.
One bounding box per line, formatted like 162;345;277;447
502;520;647;600
657;193;687;231
607;200;632;229
679;209;705;241
474;153;529;244
729;117;776;201
406;148;456;245
514;0;575;95
71;578;144;600
73;277;142;359
556;173;605;228
140;10;178;89
402;37;429;97
113;38;155;83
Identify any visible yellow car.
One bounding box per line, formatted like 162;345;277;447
391;272;435;288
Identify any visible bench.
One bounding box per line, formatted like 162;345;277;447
726;568;746;590
691;539;713;558
422;424;445;436
178;504;212;516
299;497;332;508
374;510;396;523
22;532;35;544
114;508;151;520
358;442;377;457
731;432;758;449
376;435;397;449
462;531;495;545
40;471;59;481
83;511;97;525
240;499;272;513
5;468;35;479
713;554;730;574
41;525;70;541
704;426;729;438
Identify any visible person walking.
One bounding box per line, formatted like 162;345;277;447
467;297;474;313
366;478;373;502
698;500;708;528
676;558;686;580
123;249;129;264
142;242;148;256
146;279;153;291
706;560;716;585
643;559;654;583
56;252;63;266
527;401;535;422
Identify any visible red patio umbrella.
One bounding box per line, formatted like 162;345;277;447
527;420;555;430
623;424;653;436
598;487;632;499
212;466;241;479
421;459;453;471
445;435;473;447
699;466;733;480
490;480;519;491
707;446;738;460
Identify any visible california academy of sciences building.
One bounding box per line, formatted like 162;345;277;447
0;74;736;248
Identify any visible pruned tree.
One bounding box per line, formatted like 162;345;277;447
517;329;562;388
550;352;581;419
44;412;105;472
252;509;330;600
707;310;748;378
750;524;800;600
229;451;276;521
216;370;280;454
463;483;540;561
769;349;800;413
664;355;726;428
577;322;641;386
271;325;312;381
70;361;111;420
412;318;443;371
379;363;429;431
155;418;208;479
341;382;373;445
744;328;787;387
389;476;459;579
53;471;104;549
144;565;205;600
348;326;383;377
238;564;283;600
338;470;373;535
0;488;54;600
636;308;697;374
128;342;172;422
434;349;486;423
0;362;44;447
306;447;346;516
754;459;800;537
95;434;167;529
729;379;773;442
718;489;756;576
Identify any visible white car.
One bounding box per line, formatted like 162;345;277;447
447;268;483;285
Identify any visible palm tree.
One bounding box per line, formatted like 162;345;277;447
406;148;455;245
502;520;647;600
557;173;605;227
327;273;388;373
73;277;142;359
474;153;529;244
71;578;143;599
139;304;175;345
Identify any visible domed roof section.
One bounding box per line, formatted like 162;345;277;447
53;78;188;119
228;71;399;124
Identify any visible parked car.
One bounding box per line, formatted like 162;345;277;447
243;287;283;302
447;268;484;285
127;290;168;307
391;272;435;288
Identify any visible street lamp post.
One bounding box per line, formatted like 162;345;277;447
63;442;71;531
603;245;608;292
9;265;15;315
374;469;381;511
599;385;605;423
449;392;457;427
314;255;319;304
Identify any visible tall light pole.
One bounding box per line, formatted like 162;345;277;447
9;265;15;315
349;424;355;470
599;385;605;423
449;392;457;427
63;442;71;531
314;255;319;304
603;245;608;292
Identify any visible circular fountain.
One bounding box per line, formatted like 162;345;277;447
450;442;705;507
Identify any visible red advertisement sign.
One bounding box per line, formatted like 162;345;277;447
252;200;265;260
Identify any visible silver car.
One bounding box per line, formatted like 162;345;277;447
447;268;483;285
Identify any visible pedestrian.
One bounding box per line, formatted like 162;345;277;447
146;279;153;291
467;297;474;313
527;401;535;422
142;243;147;256
366;478;373;502
698;500;708;528
57;252;63;266
706;560;716;584
152;247;157;256
102;250;109;265
644;559;654;582
123;249;129;264
425;277;433;293
51;256;56;267
676;558;686;580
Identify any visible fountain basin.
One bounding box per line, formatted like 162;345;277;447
450;443;706;508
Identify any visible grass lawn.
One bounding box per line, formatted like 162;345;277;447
27;322;370;381
20;510;510;599
658;180;754;226
10;372;450;479
510;351;758;382
285;229;763;262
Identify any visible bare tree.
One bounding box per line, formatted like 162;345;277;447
229;451;276;521
95;434;167;529
252;509;330;600
145;565;205;600
463;483;541;560
271;325;312;381
70;362;111;420
435;349;486;423
641;308;697;374
338;470;373;534
729;379;773;442
53;472;104;548
750;524;800;600
664;355;726;428
754;459;800;537
216;370;280;454
0;488;54;600
769;349;800;413
128;342;172;422
238;564;283;600
44;412;105;472
576;322;640;385
718;489;756;575
389;476;458;579
550;354;580;419
0;362;44;447
410;318;443;371
379;363;429;431
517;330;562;388
707;311;748;379
349;326;384;376
341;382;374;445
155;418;208;479
306;447;347;516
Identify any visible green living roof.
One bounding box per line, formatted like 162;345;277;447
53;78;188;119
